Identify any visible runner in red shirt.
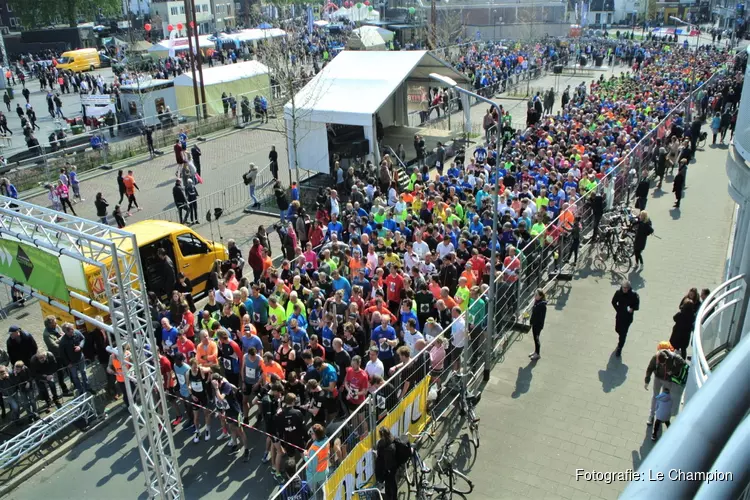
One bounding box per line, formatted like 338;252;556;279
344;357;370;409
159;353;174;391
384;266;404;315
176;331;196;359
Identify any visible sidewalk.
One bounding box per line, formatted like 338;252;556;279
467;144;735;500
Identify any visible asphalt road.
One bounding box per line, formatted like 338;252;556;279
8;409;279;500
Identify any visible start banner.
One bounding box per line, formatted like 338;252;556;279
324;376;431;500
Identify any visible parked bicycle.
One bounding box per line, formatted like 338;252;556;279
404;433;474;499
441;370;481;450
594;225;632;270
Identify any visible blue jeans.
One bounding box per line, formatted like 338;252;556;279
248;184;258;205
68;360;89;395
280;209;287;224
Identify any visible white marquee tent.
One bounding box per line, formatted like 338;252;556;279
347;25;395;51
284;50;470;175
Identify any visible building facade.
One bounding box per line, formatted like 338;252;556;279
151;0;231;37
0;0;23;32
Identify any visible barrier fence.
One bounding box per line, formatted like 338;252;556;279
270;61;729;500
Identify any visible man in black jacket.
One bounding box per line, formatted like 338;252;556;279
634;173;650;211
30;351;62;408
611;281;640;357
7;325;38;366
59;323;90;396
172;179;188;225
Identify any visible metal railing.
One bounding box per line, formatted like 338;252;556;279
0;393;98;470
271;52;734;500
621;274;750;500
149;162;277;224
688;274;747;395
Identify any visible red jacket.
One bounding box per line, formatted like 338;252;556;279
248;244;263;271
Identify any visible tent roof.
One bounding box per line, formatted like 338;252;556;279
173;60;269;87
129;40;154;52
284;50;468;123
223;28;286;43
148;35;215;52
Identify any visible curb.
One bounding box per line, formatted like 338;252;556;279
0;402;127;497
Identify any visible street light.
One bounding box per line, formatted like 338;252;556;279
670;15;700;52
429;72;501;382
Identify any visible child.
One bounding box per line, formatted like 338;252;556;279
651;386;672;441
69;165;83;202
113;205;126;228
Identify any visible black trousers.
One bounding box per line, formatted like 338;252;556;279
616;324;631;350
384;471;398;500
634;249;644;266
127;194;138;211
176;204;188;224
60;197;76;214
532;326;542;355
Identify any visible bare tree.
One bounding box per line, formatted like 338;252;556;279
429;8;466;50
255;31;331;185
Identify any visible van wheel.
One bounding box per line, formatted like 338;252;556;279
90;65;94;71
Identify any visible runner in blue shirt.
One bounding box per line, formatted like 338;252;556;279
371;315;398;372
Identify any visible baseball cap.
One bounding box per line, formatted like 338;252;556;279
8;325;21;333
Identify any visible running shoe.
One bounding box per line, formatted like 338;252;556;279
261;451;271;463
193;432;200;444
217;430;229;440
204;429;211;441
243;449;251;462
171;416;183;427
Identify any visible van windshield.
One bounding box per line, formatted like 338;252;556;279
58;57;74;64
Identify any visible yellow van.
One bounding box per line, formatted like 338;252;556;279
56;48;101;72
40;220;228;326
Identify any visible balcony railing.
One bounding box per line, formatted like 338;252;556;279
621;274;750;500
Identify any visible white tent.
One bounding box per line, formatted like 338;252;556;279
147;35;215;57
226;28;287;45
347;26;395;51
174;61;271;116
284;50;470;175
330;6;380;22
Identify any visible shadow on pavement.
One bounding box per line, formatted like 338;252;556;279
598;352;629;393
631;430;656;470
511;360;537;399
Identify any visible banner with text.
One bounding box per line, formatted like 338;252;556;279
0;239;69;302
324;376;431;500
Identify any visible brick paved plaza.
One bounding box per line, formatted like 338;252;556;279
466;144;735;500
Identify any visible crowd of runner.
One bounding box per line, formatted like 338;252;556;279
1;33;745;499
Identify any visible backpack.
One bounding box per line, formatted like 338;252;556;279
394;435;412;467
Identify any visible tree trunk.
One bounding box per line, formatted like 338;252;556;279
66;0;77;28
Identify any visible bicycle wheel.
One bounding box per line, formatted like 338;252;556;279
614;246;632;267
406;453;418;486
450;469;474;495
469;420;480;450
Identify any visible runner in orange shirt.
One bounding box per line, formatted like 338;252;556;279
122;170;141;216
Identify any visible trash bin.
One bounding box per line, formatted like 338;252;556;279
579;56;588;67
71;124;84;135
594;55;604;67
6;88;13;100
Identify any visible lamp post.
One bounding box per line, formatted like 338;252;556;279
429;72;501;382
670;15;700;52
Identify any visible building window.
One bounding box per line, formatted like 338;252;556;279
9;18;16;27
6;4;12;12
180;6;184;13
170;6;178;15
